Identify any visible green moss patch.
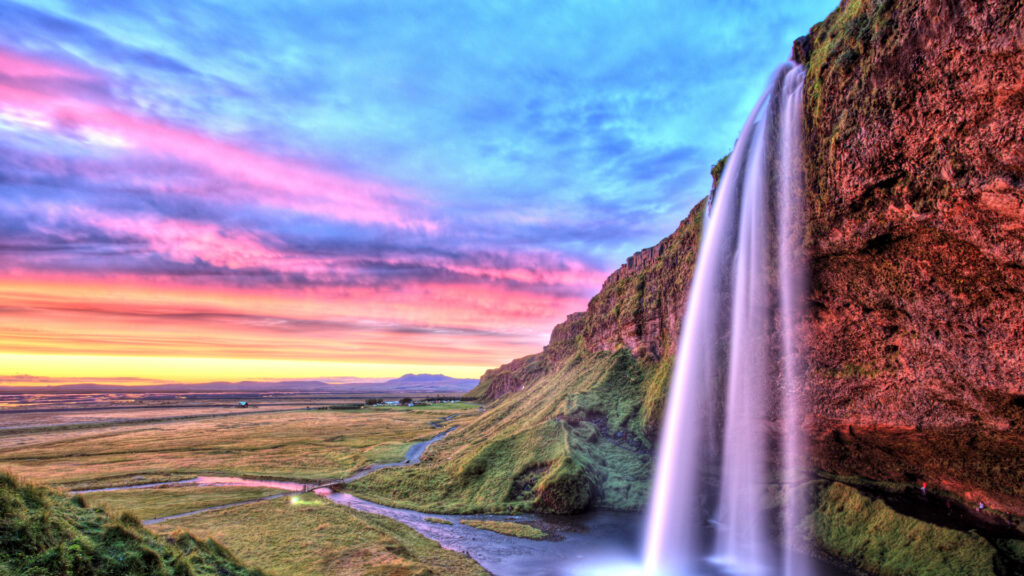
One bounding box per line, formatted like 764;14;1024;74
459;519;547;540
812;482;1023;576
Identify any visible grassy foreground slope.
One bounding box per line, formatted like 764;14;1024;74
0;472;261;576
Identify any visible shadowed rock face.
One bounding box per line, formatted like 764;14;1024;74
472;0;1024;517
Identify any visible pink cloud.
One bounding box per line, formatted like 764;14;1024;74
0;48;610;371
0;270;588;367
380;251;606;291
0;48;432;230
0;50;94;80
85;211;293;270
37;206;603;294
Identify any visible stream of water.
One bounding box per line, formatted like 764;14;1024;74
644;62;813;576
72;415;853;575
342;426;455;482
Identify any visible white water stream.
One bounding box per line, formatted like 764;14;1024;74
644;62;809;576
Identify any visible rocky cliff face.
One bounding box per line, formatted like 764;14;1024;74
798;0;1024;516
470;0;1024;519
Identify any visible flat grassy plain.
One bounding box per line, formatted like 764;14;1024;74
0;404;481;489
0;393;392;429
0;399;489;576
0;405;293;429
155;495;486;576
81;485;286;521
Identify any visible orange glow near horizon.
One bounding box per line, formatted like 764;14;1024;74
0;352;489;384
0;269;584;386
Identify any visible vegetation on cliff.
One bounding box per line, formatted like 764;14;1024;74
812;482;1024;576
0;472;261;576
354;349;655;513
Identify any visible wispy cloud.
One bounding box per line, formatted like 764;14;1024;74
0;0;835;381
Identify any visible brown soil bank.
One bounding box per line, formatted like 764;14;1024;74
796;0;1024;517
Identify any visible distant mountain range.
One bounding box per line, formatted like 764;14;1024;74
0;374;478;395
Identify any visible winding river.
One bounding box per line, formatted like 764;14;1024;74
72;426;849;575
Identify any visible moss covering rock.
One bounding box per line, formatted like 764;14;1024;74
459;519;547;540
812;482;1024;576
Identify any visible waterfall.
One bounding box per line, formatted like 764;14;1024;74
642;62;808;576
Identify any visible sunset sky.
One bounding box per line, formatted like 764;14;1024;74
0;1;833;385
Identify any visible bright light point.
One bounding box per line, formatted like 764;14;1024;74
289;494;325;507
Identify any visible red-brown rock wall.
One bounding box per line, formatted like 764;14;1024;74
800;0;1024;513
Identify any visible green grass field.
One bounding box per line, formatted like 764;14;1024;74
0;405;481;489
155;495;486;576
365;402;481;412
80;485;286;521
0;403;489;576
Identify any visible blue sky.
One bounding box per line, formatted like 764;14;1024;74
0;0;837;380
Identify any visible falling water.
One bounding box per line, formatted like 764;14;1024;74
643;62;808;576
